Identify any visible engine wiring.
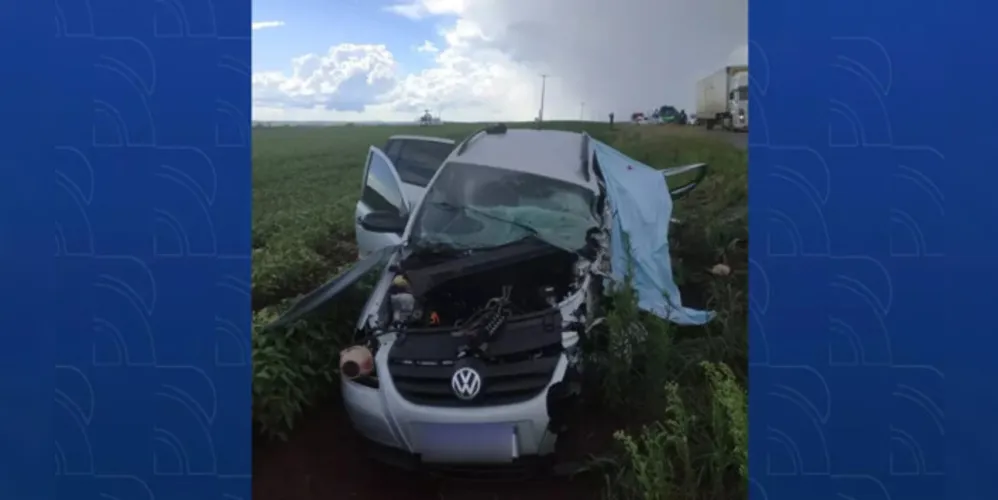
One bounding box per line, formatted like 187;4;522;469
350;285;514;349
453;285;513;358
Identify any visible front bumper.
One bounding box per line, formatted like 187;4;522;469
734;114;748;131
362;436;556;480
341;352;570;465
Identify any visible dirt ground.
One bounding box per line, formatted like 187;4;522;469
252;390;623;500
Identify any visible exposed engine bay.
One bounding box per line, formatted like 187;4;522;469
342;238;591;380
338;240;581;357
391;246;580;329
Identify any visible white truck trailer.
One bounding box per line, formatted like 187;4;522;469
695;65;749;132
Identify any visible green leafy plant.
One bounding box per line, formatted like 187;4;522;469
252;278;371;441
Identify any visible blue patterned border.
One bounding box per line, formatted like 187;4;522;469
1;1;252;499
749;0;997;499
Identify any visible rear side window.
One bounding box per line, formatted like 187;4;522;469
393;140;455;187
384;139;404;159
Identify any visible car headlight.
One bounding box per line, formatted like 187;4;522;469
342;343;380;388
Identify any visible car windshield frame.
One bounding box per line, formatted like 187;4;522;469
408;161;598;252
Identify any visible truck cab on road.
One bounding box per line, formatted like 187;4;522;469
696;65;749;132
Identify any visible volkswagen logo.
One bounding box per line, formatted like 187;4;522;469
451;366;482;400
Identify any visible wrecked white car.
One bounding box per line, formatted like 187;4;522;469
266;124;712;471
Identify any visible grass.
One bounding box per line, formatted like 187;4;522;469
251;121;747;499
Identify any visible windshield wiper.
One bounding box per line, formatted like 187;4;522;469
409;231;472;257
427;200;464;213
410;241;465;256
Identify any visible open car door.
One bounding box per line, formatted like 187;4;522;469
355;147;410;259
265;244;399;331
382;135;456;206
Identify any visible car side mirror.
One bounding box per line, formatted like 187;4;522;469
359;211;407;234
663;162;709;200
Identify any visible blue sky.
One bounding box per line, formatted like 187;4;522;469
250;0;748;122
252;0;440;76
249;0;552;122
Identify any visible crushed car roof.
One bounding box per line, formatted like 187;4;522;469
455;129;599;193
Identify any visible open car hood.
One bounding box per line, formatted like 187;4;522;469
265;244;399;331
403;236;568;296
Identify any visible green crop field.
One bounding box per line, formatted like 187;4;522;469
251;121;748;500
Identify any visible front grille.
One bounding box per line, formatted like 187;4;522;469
387;309;564;407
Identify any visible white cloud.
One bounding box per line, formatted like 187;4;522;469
382;3;425;20
383;0;465;20
415;40;439;53
253;0;747;121
451;0;747;115
252;20;285;30
381;22;539;120
253;44;398;113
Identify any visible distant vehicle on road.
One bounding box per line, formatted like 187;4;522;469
695;65;748;132
656;105;683;124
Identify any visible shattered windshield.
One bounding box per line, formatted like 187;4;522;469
410;161;598;252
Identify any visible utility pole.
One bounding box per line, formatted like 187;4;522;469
579;101;585;120
538;74;549;124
